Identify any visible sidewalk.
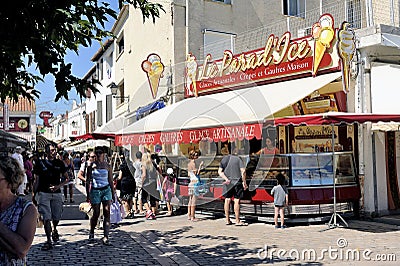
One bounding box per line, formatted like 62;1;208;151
28;185;400;265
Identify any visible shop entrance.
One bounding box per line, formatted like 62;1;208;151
386;131;400;211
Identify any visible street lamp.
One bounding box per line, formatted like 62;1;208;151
108;82;130;112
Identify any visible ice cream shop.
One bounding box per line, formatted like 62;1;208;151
116;13;400;219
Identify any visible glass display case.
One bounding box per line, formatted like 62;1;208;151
177;155;249;183
175;152;356;189
252;152;356;187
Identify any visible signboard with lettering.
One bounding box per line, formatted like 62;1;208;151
115;123;262;146
184;14;356;97
39;111;53;127
0;117;30;132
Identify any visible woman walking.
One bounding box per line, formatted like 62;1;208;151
141;152;159;220
86;149;115;245
62;152;75;203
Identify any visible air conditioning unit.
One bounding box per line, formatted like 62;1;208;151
297;27;312;38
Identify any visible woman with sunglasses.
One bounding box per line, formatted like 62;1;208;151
0;156;37;265
86;148;115;245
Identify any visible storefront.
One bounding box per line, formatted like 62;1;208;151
115;14;376;217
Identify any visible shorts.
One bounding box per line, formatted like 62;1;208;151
90;185;112;204
37;192;63;221
188;183;200;197
134;186;142;199
120;191;135;201
223;182;244;199
141;182;158;207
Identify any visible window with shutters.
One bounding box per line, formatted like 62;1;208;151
97;100;103;127
106;95;112;123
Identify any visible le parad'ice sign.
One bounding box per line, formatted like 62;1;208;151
184;14;355;98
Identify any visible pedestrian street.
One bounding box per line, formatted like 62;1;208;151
27;185;400;265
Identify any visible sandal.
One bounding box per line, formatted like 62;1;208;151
102;237;111;246
41;241;53;251
88;233;95;242
51;230;60;242
235;221;248;226
226;221;233;225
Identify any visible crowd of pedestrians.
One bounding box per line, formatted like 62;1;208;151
1;143;290;265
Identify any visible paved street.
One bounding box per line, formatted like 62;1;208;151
27;185;400;265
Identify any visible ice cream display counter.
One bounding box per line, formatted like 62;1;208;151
175;152;360;217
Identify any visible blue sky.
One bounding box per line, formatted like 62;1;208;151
35;2;119;124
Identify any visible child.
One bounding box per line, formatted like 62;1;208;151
162;168;177;216
271;173;288;228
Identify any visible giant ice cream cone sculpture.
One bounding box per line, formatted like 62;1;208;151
312;14;335;76
337;22;356;93
142;54;164;99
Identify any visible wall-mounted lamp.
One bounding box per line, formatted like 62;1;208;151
71;121;77;127
108;82;130;112
82;111;87;120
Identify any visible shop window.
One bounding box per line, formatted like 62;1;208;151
283;0;306;18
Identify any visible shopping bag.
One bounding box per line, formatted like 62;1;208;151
156;173;164;201
110;201;122;224
170;195;180;206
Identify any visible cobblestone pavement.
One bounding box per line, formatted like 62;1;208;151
27;186;400;265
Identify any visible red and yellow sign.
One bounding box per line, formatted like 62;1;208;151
184;14;356;97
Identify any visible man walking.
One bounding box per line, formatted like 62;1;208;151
33;143;69;250
218;148;248;226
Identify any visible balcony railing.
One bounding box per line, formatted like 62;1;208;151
199;0;400;60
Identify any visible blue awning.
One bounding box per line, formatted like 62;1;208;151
136;100;165;120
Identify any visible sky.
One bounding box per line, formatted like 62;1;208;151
35;1;119;125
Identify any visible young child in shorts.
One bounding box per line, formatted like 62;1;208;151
271;173;289;228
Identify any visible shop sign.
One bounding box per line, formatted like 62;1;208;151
0;117;30;132
39;111;53;127
184;14;356;97
115;123;262;146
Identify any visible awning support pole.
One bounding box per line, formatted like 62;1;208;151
328;123;348;228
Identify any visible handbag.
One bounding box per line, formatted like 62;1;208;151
194;175;207;194
170;195;180;206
